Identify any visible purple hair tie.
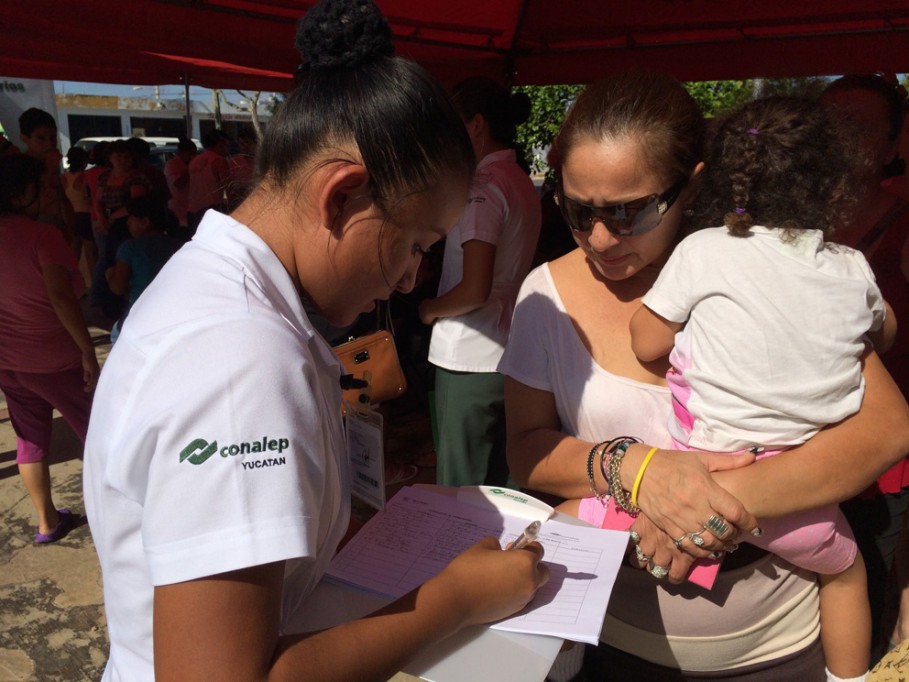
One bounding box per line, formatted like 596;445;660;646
735;207;746;215
747;128;760;135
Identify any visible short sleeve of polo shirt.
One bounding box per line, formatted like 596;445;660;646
132;314;344;586
458;172;508;247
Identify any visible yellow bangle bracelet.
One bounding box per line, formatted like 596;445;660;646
630;446;659;508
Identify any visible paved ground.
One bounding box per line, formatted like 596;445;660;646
0;302;435;681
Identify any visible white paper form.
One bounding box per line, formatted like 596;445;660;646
326;486;628;645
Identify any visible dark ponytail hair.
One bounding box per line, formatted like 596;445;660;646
451;76;532;149
258;0;474;216
695;97;865;239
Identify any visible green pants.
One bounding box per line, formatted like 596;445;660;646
434;368;509;487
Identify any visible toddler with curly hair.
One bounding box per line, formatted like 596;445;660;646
625;96;896;682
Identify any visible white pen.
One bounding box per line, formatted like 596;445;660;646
509;520;541;550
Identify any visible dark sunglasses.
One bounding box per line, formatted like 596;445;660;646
555;178;687;237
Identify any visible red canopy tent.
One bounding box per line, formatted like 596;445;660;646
3;1;909;90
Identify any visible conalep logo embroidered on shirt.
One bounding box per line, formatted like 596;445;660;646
179;436;290;466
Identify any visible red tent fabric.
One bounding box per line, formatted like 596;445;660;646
4;1;909;90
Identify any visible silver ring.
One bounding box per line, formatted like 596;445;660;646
648;564;670;579
629;530;641;545
634;545;651;564
688;533;706;547
704;514;730;537
672;534;686;549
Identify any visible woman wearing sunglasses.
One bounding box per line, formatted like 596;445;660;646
499;71;909;680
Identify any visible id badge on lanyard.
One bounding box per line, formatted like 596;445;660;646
344;402;386;511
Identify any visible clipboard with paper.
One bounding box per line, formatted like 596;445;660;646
325;485;628;645
285;485;629;682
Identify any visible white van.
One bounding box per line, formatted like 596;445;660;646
73;135;201;151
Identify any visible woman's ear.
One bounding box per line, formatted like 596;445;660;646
466;113;486;142
681;161;706;205
317;162;371;233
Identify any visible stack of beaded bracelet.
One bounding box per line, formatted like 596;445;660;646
598;437;622;485
606;436;643;515
586;440;610;504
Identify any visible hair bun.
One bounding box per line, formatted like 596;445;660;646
296;0;394;71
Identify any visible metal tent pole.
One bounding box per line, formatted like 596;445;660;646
182;73;192;138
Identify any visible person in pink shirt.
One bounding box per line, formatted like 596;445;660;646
0;154;99;543
186;129;230;234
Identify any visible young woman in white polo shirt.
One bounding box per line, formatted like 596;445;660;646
419;77;542;487
81;2;551;679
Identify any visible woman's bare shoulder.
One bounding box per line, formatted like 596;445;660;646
546;247;584;280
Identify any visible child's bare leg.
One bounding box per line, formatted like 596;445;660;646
820;552;870;681
555;499;582;517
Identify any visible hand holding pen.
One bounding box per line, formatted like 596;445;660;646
508;520;541;551
438;535;550;627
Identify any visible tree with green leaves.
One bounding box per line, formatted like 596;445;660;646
512;77;837;177
515;84;583;175
683;80;753;118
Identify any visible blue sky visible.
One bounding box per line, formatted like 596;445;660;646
54;80;216;102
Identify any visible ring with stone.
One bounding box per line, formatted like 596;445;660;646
648;563;670;579
629;530;641;545
687;532;706;547
672;534;686;549
634;544;651;564
704;514;730;537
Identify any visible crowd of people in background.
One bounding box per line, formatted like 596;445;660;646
1;111;260;326
0;111;260;548
1;1;908;676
